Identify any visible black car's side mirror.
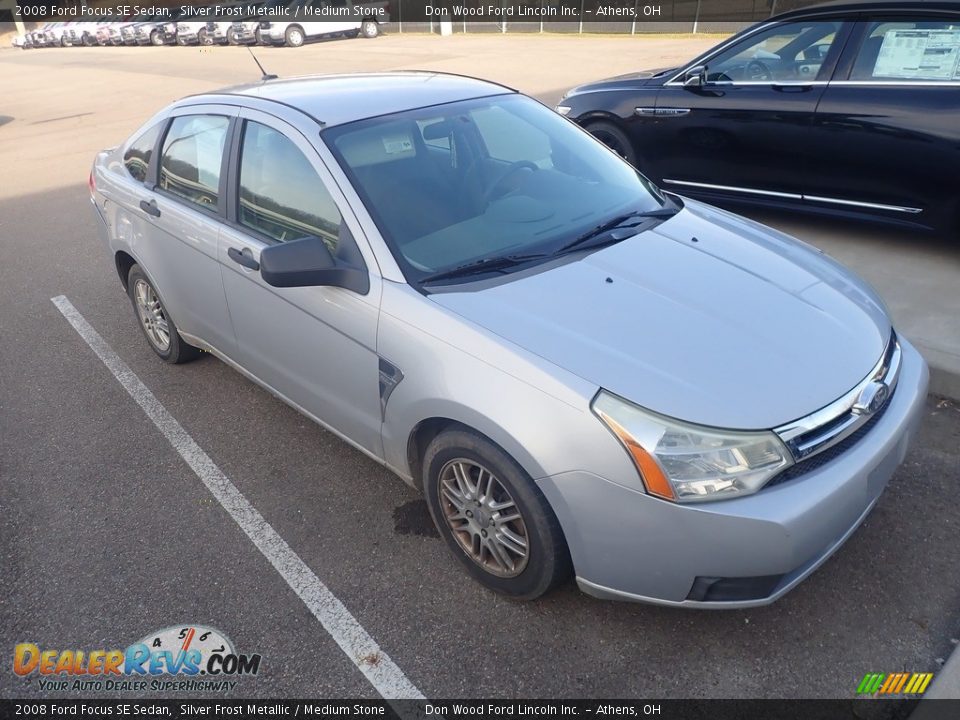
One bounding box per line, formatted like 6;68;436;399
683;65;707;88
259;236;370;295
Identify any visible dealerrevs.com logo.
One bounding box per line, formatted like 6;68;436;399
13;625;261;693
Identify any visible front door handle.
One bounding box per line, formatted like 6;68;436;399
139;199;161;217
228;246;260;271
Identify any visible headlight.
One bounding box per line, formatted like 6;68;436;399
592;391;792;503
555;105;572;116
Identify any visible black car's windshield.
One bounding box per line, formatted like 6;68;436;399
323;94;670;283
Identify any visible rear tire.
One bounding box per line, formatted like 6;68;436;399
151;30;164;46
284;25;305;47
585;120;637;167
422;428;571;600
127;265;201;365
198;28;213;46
360;19;379;38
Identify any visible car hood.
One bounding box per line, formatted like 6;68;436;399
566;67;676;95
429;201;891;430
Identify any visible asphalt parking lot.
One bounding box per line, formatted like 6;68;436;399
1;34;959;701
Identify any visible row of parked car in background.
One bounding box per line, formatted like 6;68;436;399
12;0;388;49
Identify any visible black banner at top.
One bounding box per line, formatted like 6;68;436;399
11;1;831;25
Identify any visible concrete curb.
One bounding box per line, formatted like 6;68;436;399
926;640;960;698
927;361;960;404
909;643;960;719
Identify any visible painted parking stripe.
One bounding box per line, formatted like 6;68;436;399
51;295;425;701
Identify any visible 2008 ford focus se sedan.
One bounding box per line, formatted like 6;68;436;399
90;72;929;607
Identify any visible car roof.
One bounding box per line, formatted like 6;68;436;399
774;0;960;20
189;72;516;127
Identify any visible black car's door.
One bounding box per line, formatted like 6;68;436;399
806;12;960;230
641;19;852;201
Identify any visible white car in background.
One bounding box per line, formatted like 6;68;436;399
177;1;250;45
262;0;389;46
44;21;76;47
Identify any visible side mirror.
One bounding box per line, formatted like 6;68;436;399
259;236;369;294
683;65;707;88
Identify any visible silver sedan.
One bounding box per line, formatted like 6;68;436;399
90;73;928;606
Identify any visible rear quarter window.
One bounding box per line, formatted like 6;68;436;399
123;123;162;183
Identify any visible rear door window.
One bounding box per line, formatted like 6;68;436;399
158;115;229;211
851;19;960;81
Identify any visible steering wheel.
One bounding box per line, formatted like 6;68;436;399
745;59;773;81
483;160;539;203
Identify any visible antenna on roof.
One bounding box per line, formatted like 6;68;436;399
246;46;278;82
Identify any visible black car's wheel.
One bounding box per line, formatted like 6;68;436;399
422;428;571;600
360;19;380;38
227;28;240;45
198;28;214;46
285;25;305;47
127;265;201;364
585;120;637;167
82;34;94;46
151;30;165;46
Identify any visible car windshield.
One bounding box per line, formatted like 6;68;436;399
323;94;669;282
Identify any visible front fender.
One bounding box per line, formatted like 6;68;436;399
377;282;642;492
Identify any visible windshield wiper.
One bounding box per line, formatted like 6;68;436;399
556;205;679;255
419;251;550;285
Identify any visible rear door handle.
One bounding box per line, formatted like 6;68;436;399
139;199;161;217
772;83;814;92
228;246;260;271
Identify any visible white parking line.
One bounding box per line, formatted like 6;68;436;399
51;295;425;701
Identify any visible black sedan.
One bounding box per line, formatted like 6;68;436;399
558;0;960;235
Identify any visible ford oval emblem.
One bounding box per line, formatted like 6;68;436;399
853;381;889;416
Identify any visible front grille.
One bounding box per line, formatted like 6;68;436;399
766;386;895;488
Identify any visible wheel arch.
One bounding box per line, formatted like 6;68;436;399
115;250;138;290
576;109;629;128
405;412;545;491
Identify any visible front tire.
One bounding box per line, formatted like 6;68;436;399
422;429;571;600
127;265;201;364
585;120;637;167
150;30;164;46
198;28;214;46
360;19;380;38
284;25;305;47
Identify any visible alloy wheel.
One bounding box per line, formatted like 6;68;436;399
437;459;529;578
133;279;170;352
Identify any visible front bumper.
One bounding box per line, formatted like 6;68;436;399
538;337;929;608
